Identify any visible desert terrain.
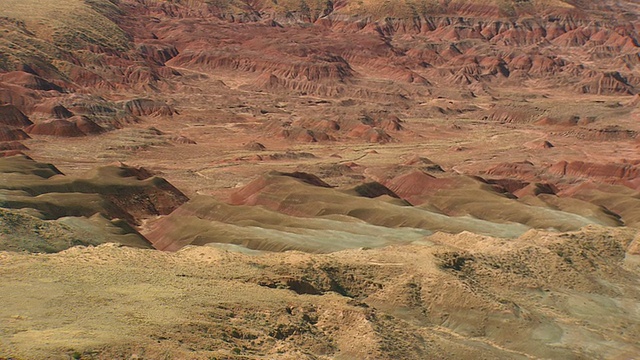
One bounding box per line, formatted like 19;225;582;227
1;0;640;358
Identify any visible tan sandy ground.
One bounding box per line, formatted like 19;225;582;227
1;225;639;359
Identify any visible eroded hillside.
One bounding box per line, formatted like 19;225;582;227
1;0;640;358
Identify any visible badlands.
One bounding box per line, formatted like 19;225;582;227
1;0;640;358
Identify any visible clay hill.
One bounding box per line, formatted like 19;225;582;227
1;0;640;359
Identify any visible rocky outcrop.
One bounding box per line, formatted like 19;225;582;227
550;161;640;181
0;156;189;226
71;116;106;135
0;105;32;127
170;135;196;144
168;51;354;82
137;41;180;65
244;141;266;151
26;120;88;137
0;126;30;141
124;99;175;117
0;71;64;92
0;141;28;151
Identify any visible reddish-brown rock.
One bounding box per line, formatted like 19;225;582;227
0;126;31;141
0;141;29;151
549;161;640;181
0;105;33;127
0;71;63;92
71;116;106;135
124;99;175;117
26;120;87;137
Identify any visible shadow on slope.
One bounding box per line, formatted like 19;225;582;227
0;155;189;251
